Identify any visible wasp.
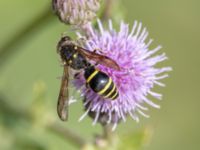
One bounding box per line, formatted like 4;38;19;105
57;36;120;121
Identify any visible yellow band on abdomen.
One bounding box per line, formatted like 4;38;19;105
98;78;112;95
104;83;116;98
86;70;99;83
110;91;118;100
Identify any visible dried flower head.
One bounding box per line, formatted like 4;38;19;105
52;0;100;25
73;20;171;130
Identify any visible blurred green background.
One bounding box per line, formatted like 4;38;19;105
0;0;199;150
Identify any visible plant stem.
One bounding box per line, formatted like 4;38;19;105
0;6;53;68
103;124;114;141
102;0;113;21
47;123;86;148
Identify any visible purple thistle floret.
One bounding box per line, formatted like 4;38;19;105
73;20;172;130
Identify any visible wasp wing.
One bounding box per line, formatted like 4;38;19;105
57;65;69;121
76;47;120;71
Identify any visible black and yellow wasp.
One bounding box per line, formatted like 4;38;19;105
57;36;120;121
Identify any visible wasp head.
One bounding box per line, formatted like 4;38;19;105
57;36;73;54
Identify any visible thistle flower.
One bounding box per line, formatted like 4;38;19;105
52;0;100;25
74;20;171;130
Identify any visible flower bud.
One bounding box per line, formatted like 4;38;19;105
52;0;100;25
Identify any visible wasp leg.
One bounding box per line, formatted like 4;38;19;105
76;36;87;47
85;83;89;88
93;48;104;54
74;72;81;79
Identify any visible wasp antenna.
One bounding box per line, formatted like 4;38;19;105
61;32;70;37
70;26;80;31
75;37;87;47
93;48;105;54
61;27;77;37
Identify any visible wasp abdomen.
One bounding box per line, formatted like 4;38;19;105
84;66;118;100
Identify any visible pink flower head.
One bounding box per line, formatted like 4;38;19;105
74;20;172;130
